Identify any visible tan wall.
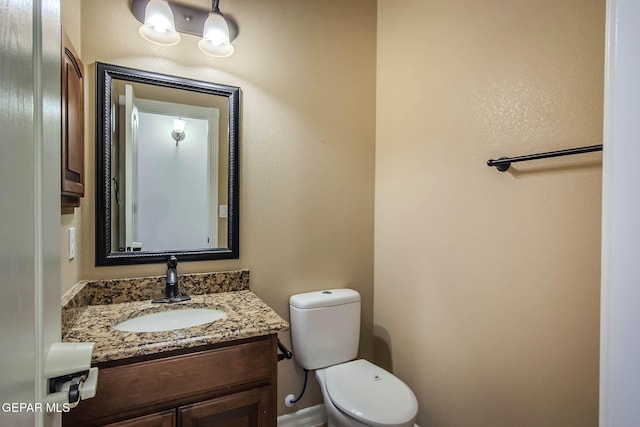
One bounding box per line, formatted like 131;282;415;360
61;0;81;51
78;0;376;415
60;211;81;294
375;1;603;426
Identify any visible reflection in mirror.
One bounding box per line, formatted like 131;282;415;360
96;63;239;265
111;81;229;251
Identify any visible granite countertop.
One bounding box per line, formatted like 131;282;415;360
61;271;289;363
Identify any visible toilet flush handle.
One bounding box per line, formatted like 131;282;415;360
277;339;293;362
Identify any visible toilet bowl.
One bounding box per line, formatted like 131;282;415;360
289;289;418;427
316;359;418;427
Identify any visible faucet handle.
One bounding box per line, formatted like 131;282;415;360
168;255;178;268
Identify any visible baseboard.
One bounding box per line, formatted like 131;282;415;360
277;404;328;427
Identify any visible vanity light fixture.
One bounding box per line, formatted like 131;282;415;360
172;118;187;146
131;0;237;57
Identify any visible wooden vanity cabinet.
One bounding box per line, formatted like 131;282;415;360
61;31;84;207
63;335;278;427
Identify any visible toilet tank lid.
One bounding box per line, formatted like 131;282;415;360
290;289;360;309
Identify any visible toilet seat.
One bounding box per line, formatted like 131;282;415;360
325;359;418;427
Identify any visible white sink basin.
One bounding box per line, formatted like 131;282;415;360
113;308;227;332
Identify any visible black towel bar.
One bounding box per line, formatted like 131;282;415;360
487;144;603;172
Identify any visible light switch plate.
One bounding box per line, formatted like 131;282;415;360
219;205;228;218
68;227;76;260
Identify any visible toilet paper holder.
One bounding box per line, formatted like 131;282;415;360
43;342;99;408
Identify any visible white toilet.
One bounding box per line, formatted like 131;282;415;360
289;289;418;427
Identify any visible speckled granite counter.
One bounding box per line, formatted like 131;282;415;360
61;270;289;363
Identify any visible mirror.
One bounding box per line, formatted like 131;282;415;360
95;62;240;265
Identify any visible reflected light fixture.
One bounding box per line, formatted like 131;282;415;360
131;0;236;57
138;0;181;46
172;118;187;146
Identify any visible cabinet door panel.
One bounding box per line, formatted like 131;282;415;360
179;387;271;427
64;59;83;178
61;30;84;204
105;409;175;427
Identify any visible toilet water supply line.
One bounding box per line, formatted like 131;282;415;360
275;338;305;407
284;369;309;407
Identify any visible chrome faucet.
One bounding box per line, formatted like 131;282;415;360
152;256;190;303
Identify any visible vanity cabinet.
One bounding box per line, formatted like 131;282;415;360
63;335;277;427
61;31;85;207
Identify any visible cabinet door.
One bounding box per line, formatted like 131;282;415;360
179;387;273;427
61;31;84;205
104;409;175;427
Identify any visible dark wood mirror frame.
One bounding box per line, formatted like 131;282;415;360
95;62;240;266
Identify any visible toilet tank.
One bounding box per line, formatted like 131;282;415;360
289;289;361;370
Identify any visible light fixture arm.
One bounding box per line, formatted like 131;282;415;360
172;117;187;146
172;131;185;146
212;0;220;12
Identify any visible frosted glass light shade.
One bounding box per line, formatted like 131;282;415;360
139;0;181;46
198;12;234;57
173;118;187;133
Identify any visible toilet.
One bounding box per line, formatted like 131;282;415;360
289;289;418;427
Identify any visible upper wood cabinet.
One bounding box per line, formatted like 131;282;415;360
61;31;84;207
